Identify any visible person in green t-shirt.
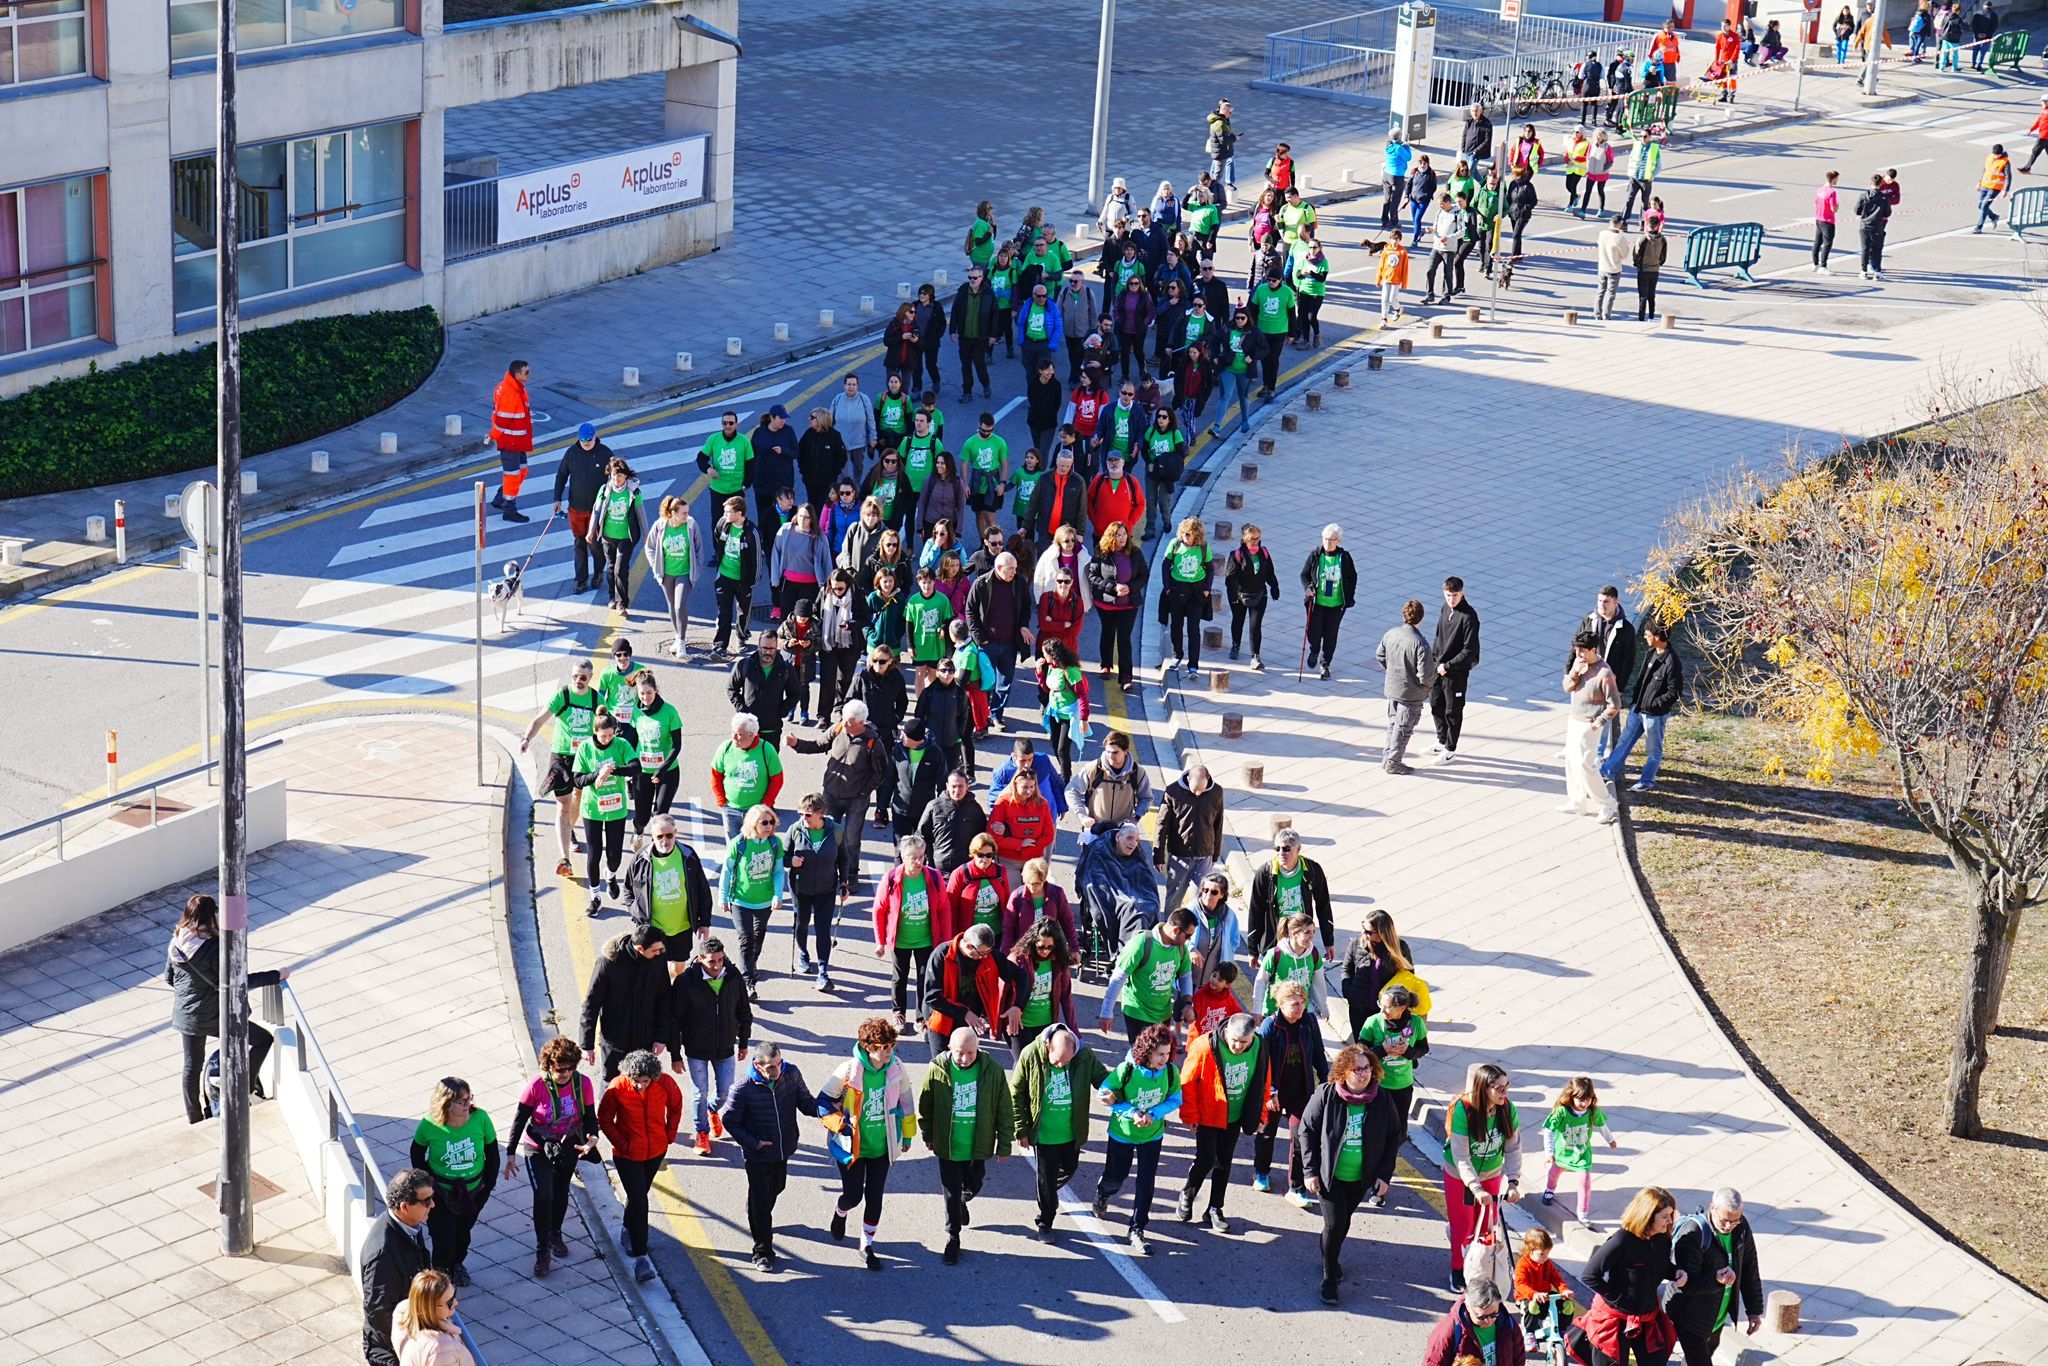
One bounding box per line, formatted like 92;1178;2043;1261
1541;1075;1616;1226
595;638;642;731
1091;1024;1182;1255
915;1028;1013;1264
904;567;955;673
409;1078;499;1282
1139;409;1189;542
1444;1061;1524;1289
1098;910;1197;1038
720;804;788;996
1158;516;1213;672
880;834;947;1028
1211;306;1260;441
1009;447;1045;522
587;458;644;613
964;201;998;269
1177;1014;1266;1233
696;410;754;531
628;813;708;957
1011;1024;1109;1237
959;418;1010;538
1299;524;1356;681
522;659;599;878
709;713;783;844
572;713;641;917
901;414;942;495
1302;1045;1399;1305
628;671;683;835
708;496;760;655
817;1017;914;1267
1356;983;1428;1183
1246;266;1297;396
1291;239;1331;347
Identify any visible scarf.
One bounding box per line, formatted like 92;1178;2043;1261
930;938;1003;1035
1334;1078;1378;1106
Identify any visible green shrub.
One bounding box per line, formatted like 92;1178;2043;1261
0;306;443;500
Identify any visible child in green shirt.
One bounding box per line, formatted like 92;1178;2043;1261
1541;1075;1616;1227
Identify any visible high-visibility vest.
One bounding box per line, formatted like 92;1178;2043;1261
1981;154;2010;193
1566;138;1590;175
491;374;533;453
1653;31;1681;65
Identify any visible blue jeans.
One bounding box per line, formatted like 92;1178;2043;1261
1978;188;2001;230
1834;37;1849;61
1212;155;1236;195
1409;200;1427;241
1214;369;1254;438
1600;710;1667;787
984;641;1018;722
687;1054;736;1135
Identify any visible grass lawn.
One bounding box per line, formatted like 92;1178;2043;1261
1630;712;2048;1296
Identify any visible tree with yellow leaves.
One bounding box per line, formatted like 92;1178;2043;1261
1645;432;2048;1139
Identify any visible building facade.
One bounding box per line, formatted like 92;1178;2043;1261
0;0;737;398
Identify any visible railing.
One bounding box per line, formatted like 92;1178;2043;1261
0;739;283;867
266;979;489;1365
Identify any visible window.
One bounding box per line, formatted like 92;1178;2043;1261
1;0;90;87
0;173;103;358
173;121;409;316
168;0;402;62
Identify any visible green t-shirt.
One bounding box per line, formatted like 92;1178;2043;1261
1146;426;1186;473
547;686;598;755
1104;404;1140;454
412;1108;497;1183
1334;1101;1367;1181
1260;944;1320;1013
876;394;912;438
1105;1059;1171;1144
633;700;682;770
593;483;639;540
1114;933;1189;1025
1713;1227;1736;1330
701;431;752;494
905;590;954;663
1250;281;1297;335
1187;200;1221;236
1359;1011;1426;1089
1180;311;1209;348
645;845;694;938
1220;1036;1261;1125
574;734;636;822
967;218;997;267
903;432;941;492
715;521;749;581
596;665;639;729
660;521;695;577
1543;1103;1607;1173
1275;862;1307;917
711;738;781;811
1473;1321;1498;1353
1022;959;1055;1028
988;262;1019;306
898;869;933;950
1224;328;1252;374
1293;255;1329;299
949;1060;981;1160
1164;540;1210;584
1444;1100;1518;1177
1312;551;1345;608
961;433;1008;495
1113;258;1146;293
858;1056;890;1155
1021;301;1052;342
725;835;782;907
966;872;1004;929
1010;467;1045;517
1037;1061;1075;1143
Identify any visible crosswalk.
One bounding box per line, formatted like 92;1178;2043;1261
251;380;797;716
1833;104;2017;146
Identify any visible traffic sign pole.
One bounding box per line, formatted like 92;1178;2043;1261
475;482;486;787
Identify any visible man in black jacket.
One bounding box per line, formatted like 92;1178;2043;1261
1855;171;1891;281
1460;104;1494;168
579;925;674;1081
918;768;989;875
1245;828;1334;964
361;1170;434;1366
891;718;947;838
670;936;754;1154
622;815;715;962
1430;576;1481;761
1667;1189;1765;1365
1568;585;1638;757
1156;763;1225;914
1602;618;1683;792
729;628;802;749
950;269;998;399
751;407;800;534
965;552;1035;728
790;700;890;883
552;423;611;593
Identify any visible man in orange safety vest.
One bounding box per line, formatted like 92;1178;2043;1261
490;358;535;523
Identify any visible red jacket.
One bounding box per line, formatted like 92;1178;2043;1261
871;863;957;949
988;792;1055;864
1086;473;1146;539
1037;589;1086;653
1423;1304;1528;1366
597;1072;684;1161
1186;982;1236;1044
490;373;533;454
2032;110;2048;141
945;860;1012;929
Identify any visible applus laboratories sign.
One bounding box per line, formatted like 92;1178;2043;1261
496;137;710;245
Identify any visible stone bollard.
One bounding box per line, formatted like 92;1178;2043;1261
859;296;876;314
773;322;790;342
1203;627;1224;651
1467;306;1482;323
1209;668;1230;692
1213;520;1233;541
1225;491;1244;510
1563;310;1579;326
1245;763;1265;789
86;516;107;543
1209;588;1224;617
819;308;835;327
1221;713;1245;740
379;432;398;454
622;366;641;387
676;352;694;371
1397;338;1414;356
310;451;330;474
0;541;22;568
1305;391;1323;412
1258;436;1276;456
444;414;463;436
897;282;914;299
163;494;182;517
726;337;743;356
1340;167;1356;186
1663;312;1677;331
1269;815;1293;837
1241;463;1259;482
241;472;258;495
1368;351;1384;370
1430;322;1446;339
1281;413;1299;432
1764;1291;1800;1334
1333;370;1351;389
932;269;948;288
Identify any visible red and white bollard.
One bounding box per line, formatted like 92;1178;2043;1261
113;500;127;565
106;729;118;797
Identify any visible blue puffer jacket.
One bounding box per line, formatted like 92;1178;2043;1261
719;1063;819;1163
1077;838;1161;942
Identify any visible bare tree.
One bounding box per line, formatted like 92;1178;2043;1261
1645;422;2048;1138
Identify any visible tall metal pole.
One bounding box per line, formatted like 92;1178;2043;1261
215;0;254;1258
1862;0;1886;93
198;507;212;782
475;483;486;787
1087;0;1117;213
1488;11;1521;322
1794;7;1810;110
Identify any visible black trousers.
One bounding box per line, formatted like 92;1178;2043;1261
937;1156;986;1239
1167;605;1203;668
1253;1109;1306;1189
1229;598;1267;654
1431;667;1469;750
526;1145;579;1248
793;891;836;965
713;576;750;650
892;945;933;1012
1319;1175;1368;1286
1098;608;1137;683
1383;1081;1413;1150
1636;270;1660;321
178;1023;274;1124
1096;1137;1162;1231
1676;1328;1722;1366
1306;605;1345;667
837;1154;890;1227
1296;294;1323;341
1425;250;1455;299
920;346;944;392
1861;228;1886;273
731;902;773;985
426;1175;487;1272
744;1157;788;1256
1182;1125;1242;1212
957;336;992;394
1065;336;1088;383
615;1155;662;1257
1589;1338;1672;1366
1257;331;1283;392
583;817;627;887
631;769;679;833
1035;1138;1080;1228
2026;136;2048;172
818;646;859;713
1622;177;1655;224
601;536;633;607
1811;220;1836;267
1507;213;1532;258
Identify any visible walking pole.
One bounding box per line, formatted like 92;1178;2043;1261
1296;607;1313;682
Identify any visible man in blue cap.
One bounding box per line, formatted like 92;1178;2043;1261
555;421;613;594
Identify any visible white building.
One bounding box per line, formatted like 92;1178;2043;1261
0;0;738;398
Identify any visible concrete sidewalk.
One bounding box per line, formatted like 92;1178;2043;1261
1144;296;2048;1363
0;717;664;1366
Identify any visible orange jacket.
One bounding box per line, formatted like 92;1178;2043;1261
598;1072;684;1161
989;791;1056;863
1178;1027;1272;1132
1516;1250;1570;1302
2032;110;2048;142
1086;473;1146;539
491;373;533;453
1713;29;1740;65
1376;244;1410;288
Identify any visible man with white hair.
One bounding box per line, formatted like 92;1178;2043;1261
1422;1277;1525;1366
1298;524;1358;681
710;712;783;849
1011;1024;1110;1241
965;550;1035;729
718;1041;819;1272
917;1026;1014;1264
1176;1011;1270;1233
1668;1188;1766;1364
791;698;888;883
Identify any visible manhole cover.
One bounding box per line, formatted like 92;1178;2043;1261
199;1169;286;1205
110;797;193;828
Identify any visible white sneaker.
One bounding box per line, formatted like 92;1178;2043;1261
1429;741;1445;755
1630;780;1653;793
1595;808;1619;825
1438;749;1457;764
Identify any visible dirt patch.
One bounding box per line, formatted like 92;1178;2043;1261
1630;712;2048;1296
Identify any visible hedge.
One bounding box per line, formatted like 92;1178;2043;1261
0;305;443;500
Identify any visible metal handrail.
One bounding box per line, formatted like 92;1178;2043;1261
272;980;489;1364
0;738;284;846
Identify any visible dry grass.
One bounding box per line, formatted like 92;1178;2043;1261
1631;712;2048;1296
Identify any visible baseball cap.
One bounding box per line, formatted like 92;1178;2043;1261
902;719;928;742
577;421;597;441
768;404;788;420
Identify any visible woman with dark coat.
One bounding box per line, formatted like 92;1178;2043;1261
1339;908;1412;1040
1579;1185;1687;1365
166;893;281;1123
884;303;922;391
797;408;849;511
911;285;948;394
1251;979;1330;1201
1300;1045;1404;1305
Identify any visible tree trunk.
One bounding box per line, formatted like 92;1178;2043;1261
1945;871;2025;1139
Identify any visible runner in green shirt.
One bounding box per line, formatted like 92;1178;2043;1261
902;416;942;494
596;639;642;729
629;671;683;832
697;412;754;501
523;660;600;879
572;714;640;914
1093;1025;1182;1252
905;570;955;667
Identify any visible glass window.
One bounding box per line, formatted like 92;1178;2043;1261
2;0;89;87
0;174;103;359
172;120;411;318
169;0;397;59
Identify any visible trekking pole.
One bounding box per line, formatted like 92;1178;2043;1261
1295;606;1313;682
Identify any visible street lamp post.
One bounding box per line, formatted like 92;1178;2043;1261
1488;9;1522;322
1862;0;1887;94
1087;0;1117;213
215;0;254;1258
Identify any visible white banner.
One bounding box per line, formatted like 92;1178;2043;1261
495;137;709;245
